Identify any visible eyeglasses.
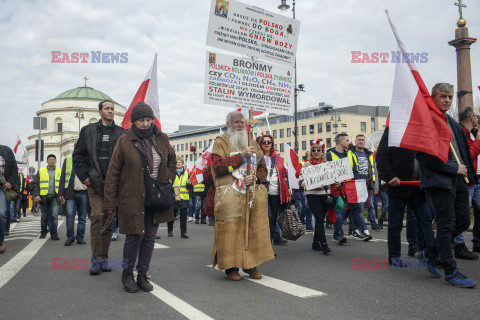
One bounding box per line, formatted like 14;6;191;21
311;148;323;153
261;140;272;145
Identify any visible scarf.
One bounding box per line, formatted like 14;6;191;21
132;124;155;173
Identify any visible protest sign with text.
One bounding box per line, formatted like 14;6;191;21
301;158;354;190
206;0;300;67
205;51;294;115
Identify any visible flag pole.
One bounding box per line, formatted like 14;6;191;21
450;143;469;184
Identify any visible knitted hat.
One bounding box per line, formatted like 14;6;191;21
131;102;154;123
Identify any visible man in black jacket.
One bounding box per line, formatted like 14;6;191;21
72;100;125;274
416;83;477;288
376;127;435;265
59;155;88;246
0;144;19;253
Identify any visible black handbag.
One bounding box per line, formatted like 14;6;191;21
135;147;174;212
323;186;335;209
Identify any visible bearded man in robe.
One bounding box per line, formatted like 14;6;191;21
211;111;274;281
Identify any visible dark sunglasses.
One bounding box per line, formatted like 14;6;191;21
311;148;323;152
261;140;272;145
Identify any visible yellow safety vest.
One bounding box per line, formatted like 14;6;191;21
19;174;24;192
193;183;205;193
173;171;189;200
39;166;61;195
347;150;376;182
64;156;73;189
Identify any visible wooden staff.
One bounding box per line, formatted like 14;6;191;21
242;109;261;250
450;142;469;184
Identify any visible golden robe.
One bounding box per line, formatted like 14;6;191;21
211;134;274;270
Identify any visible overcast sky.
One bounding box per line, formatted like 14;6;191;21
1;0;479;154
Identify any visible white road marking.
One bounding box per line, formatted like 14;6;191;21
154;243;169;249
0;220;64;290
207;265;326;298
148;282;215;320
4;236;39;241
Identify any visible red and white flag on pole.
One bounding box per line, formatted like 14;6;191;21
188;143;214;186
13;135;21;154
344;180;368;203
122;53;161;130
286;143;301;189
385;11;451;163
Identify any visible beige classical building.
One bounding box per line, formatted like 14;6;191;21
26;86;126;173
168;104;388;161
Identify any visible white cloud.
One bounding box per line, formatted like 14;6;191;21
0;0;479;150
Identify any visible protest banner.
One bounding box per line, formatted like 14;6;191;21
301;158;354;190
205;51;294;115
206;0;300;67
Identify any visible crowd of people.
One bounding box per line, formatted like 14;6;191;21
0;82;479;291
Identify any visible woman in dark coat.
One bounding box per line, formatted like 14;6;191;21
103;102;176;293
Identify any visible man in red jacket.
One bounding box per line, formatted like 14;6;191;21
457;107;480;255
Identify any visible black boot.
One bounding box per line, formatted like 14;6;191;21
312;241;322;251
122;271;140;293
136;273;153;292
321;243;331;255
454;243;479;260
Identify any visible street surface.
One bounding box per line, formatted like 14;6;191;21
1;215;479;320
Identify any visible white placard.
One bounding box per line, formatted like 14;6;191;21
301;158;354;191
206;0;300;67
205;51;294;115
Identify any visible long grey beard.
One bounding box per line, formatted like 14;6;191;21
227;127;248;151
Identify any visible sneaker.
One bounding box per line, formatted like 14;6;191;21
445;270;477;288
39;233;47;239
155;233;161;239
137;273;154;291
378;219;384;227
122;270;140;292
361;230;372;241
408;247;420;257
371;225;381;231
416;250;441;277
51;234;60;240
209;220;215;226
90;259;102;275
305;228;314;233
111;233;118;241
388;257;409;269
338;236;347;244
454;243;479;260
64;238;75;246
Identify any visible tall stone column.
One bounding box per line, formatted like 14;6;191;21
448;19;477;114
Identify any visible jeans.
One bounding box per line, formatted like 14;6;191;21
425;176;470;274
65;191;88;240
374;191;388;221
194;195;206;221
188;196;196;219
348;202;368;232
112;209;119;234
0;190;6;243
5;200;11;233
454;184;480;246
123;210;159;275
293;190;313;229
14;196;21;219
367;189;377;227
306;194;328;244
168;208;187;233
333;197;346;238
41;196;59;235
387;192;434;259
268;195;281;241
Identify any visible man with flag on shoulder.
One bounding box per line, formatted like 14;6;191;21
416;83;477;288
450;107;480;259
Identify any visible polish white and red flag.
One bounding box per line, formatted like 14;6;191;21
13;135;21;154
188;143;214;185
286;143;301;189
344;180;368;203
122;53;161;130
385;11;451;163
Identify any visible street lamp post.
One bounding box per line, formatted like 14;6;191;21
278;0;302;153
74;107;85;133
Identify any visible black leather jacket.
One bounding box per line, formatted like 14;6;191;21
72;120;124;191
